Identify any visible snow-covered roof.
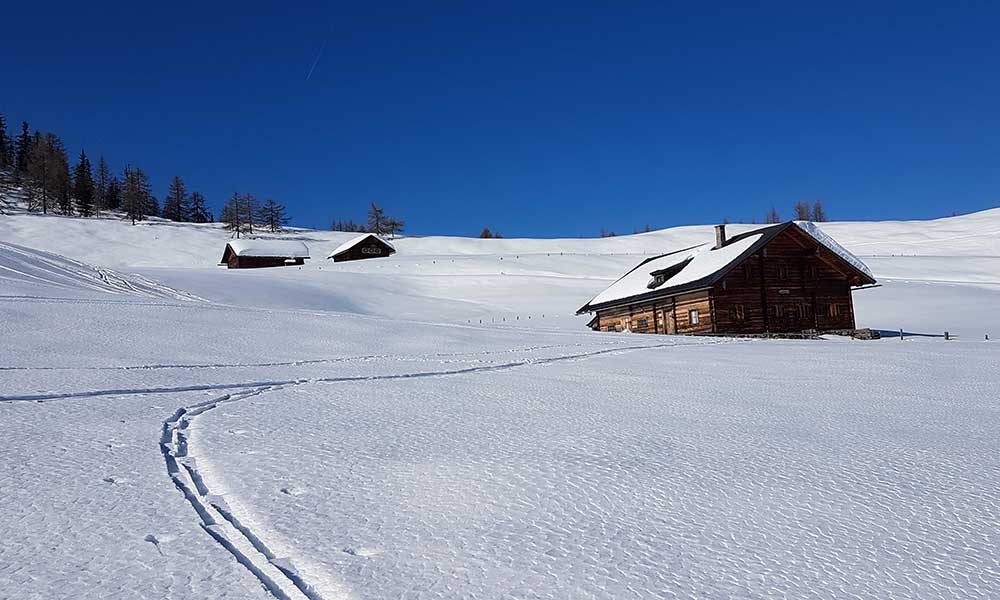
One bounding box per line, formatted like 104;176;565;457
794;220;874;279
578;222;874;313
328;234;395;259
224;239;310;258
586;234;763;308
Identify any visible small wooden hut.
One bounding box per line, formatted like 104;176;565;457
220;239;310;269
328;234;396;262
577;222;876;335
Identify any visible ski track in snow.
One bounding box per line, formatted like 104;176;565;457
4;210;998;598
0;343;597;372
0;241;207;302
156;340;727;600
0;340;728;403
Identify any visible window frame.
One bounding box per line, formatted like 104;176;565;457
733;304;746;322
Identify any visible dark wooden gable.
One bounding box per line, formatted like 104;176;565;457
220;244;236;265
331;235;396;262
711;225;868;333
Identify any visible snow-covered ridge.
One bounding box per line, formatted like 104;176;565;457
3;204;1000;599
1;207;998;270
1;206;997;336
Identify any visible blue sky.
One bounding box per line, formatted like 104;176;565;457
3;2;1000;236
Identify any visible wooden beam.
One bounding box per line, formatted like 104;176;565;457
758;252;770;332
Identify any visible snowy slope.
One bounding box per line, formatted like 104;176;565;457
2;207;999;599
2;207;998;337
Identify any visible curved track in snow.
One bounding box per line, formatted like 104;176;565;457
0;241;206;301
156;340;729;600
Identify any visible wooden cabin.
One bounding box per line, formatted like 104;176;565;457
328;234;396;262
577;222;876;335
220;239;310;269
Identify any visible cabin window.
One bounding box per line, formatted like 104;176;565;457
808;265;818;279
778;265;789;280
744;264;753;280
733;304;746;322
606;324;616;332
635;317;649;329
773;305;783;318
689;309;699;325
786;304;799;319
828;303;840;317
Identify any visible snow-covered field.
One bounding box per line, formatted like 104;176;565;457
1;208;998;599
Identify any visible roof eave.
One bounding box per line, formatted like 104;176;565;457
577;283;714;315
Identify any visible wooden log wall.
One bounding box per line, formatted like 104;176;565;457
591;226;861;335
712;227;856;333
594;291;714;335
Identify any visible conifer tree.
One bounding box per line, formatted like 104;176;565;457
330;219;364;232
367;202;385;235
24;133;46;212
47;135;72;215
221;193;243;237
764;206;781;224
256;198;289;232
14;122;30;178
25;132;69;214
122;165;151;224
105;176;121;211
0;114;9;169
384;216;404;239
94;157;112;217
188;192;211;223
241;193;258;235
145;193;160;218
162;175;189;221
811;200;827;222
793;200;811;220
72;150;95;217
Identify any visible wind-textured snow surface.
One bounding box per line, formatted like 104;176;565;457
1;207;999;599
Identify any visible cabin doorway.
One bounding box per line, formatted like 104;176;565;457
661;308;676;334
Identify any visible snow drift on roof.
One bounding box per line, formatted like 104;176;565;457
581;221;874;312
587;234;763;307
225;239;310;258
328;234;395;258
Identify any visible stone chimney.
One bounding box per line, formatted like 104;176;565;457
714;224;727;249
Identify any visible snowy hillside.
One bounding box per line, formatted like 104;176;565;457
2;208;999;599
2;207;999;337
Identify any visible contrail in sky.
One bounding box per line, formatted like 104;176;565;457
306;39;327;81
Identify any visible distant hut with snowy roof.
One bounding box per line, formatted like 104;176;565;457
577;222;876;335
220;239;310;269
327;234;396;262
